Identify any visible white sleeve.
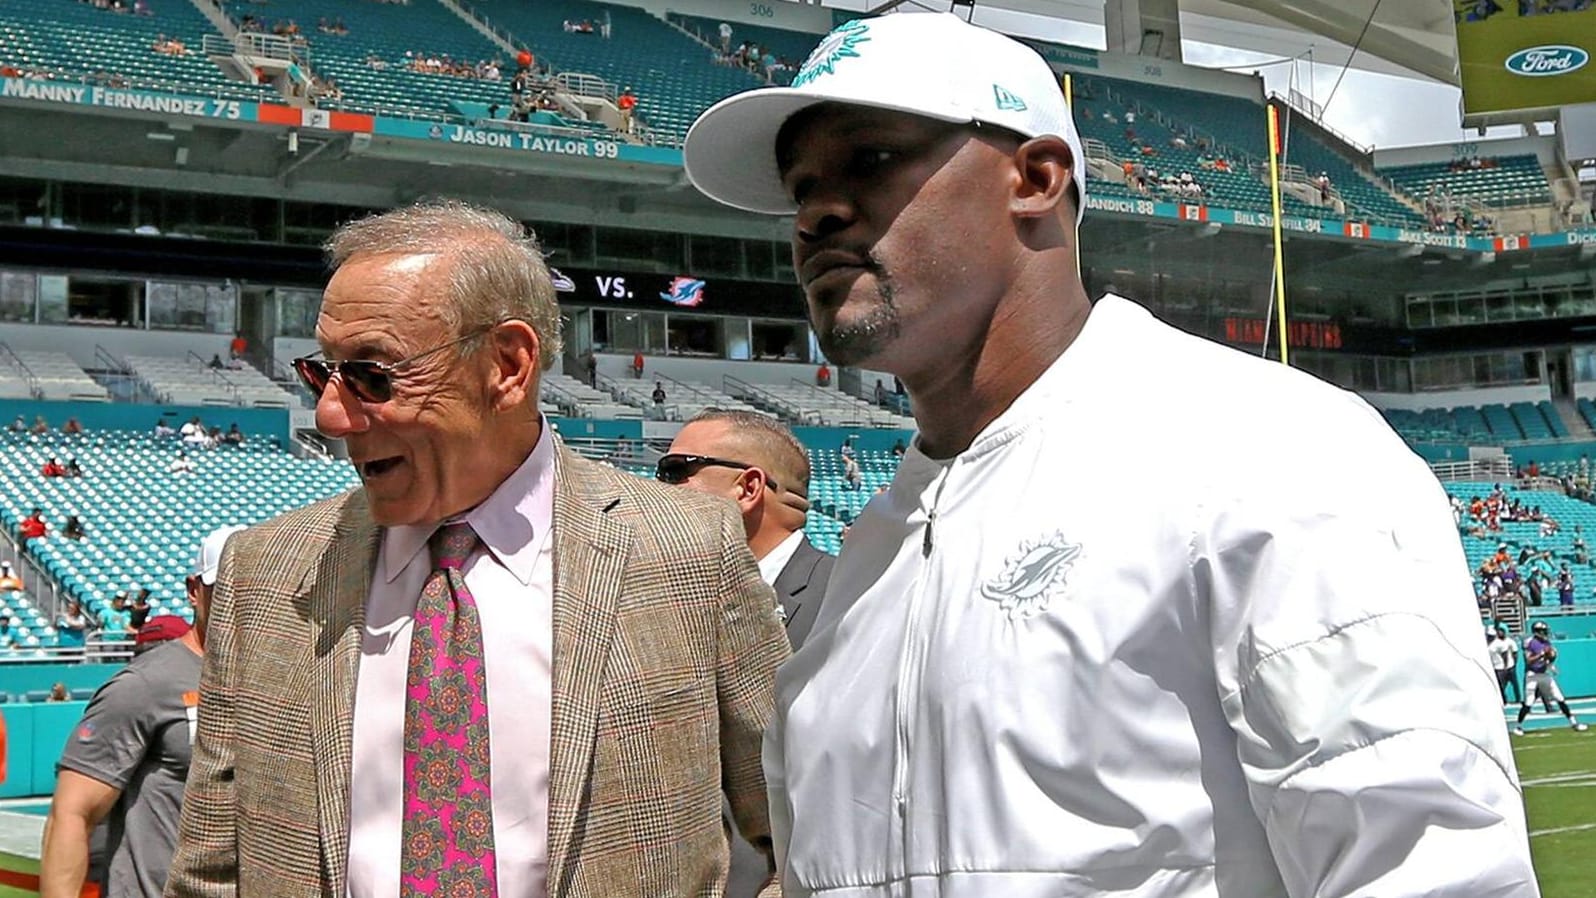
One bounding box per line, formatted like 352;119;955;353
1203;458;1538;898
763;703;801;896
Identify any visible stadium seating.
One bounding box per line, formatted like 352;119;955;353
1447;481;1596;607
223;0;516;120
0;422;908;640
1381;155;1553;209
124;354;292;407
466;0;765;142
0;429;358;643
1073;76;1330;219
666;13;818;84
1271;112;1426;227
0;350;108;402
0;0;261;102
0;585;59;656
1380;403;1577;445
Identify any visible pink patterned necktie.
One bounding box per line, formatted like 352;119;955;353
400;522;498;897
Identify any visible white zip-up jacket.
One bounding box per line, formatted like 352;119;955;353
765;297;1536;898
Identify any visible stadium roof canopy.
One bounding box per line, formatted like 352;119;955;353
921;0;1460;84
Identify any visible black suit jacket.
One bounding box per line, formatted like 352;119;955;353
772;536;835;651
726;534;835;897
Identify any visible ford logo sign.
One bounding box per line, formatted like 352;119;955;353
1504;45;1589;77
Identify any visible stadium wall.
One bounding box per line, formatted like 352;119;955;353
0;400;287;444
1361;385;1552;411
1372;135;1558;169
0;325;233;374
635;0;831;33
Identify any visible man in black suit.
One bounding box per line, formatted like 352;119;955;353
660;407;833;896
660;408;834;649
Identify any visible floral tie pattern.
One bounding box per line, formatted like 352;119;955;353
400;522;498;897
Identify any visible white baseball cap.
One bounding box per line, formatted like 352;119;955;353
193;524;248;586
683;13;1086;222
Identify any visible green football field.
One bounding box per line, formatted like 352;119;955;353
1516;725;1596;897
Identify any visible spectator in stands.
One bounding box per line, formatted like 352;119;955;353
208;353;224;369
0;562;21;593
874;378;887;405
31;415;49;435
1576;525;1589;564
19;509;46;541
631;350;645;378
661;408;834;649
62;417;83;435
41;458;66;478
230;332;247;360
55;601;91;656
221;424;245;446
6;416;23;433
62;515;87;541
719;21;733;54
652;380;667;405
1513;621;1586;734
842;451;862;491
682;13;1537;894
167;452;196;475
173;200;788;898
100;595;132;636
816;362;831;386
583;349;597;387
47;683;70;702
617;87;638;134
65;457;84;478
154;419;176;438
1316;171;1331;202
891;437;907;457
128;590;151;630
1558;564;1576;605
40;526;233;898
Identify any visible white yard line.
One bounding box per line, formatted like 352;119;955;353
1531;822;1596;838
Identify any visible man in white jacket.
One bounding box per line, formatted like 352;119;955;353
683;11;1538;898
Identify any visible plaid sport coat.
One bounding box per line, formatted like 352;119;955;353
165;443;790;898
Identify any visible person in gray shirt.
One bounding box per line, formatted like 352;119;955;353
40;525;243;898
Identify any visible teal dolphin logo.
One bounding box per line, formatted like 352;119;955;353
792;19;871;88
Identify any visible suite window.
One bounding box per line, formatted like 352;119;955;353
147;281;238;333
603;310;666;353
666;315;723;356
751;321;802;360
0;271;36;323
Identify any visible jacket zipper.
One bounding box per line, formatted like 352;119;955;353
892;464;952;872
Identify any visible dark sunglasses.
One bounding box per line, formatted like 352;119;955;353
655;453;779;493
293;326;495;404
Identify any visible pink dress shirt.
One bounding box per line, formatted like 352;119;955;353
347;425;556;898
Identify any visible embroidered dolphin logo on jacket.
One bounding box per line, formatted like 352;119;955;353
981;533;1081;620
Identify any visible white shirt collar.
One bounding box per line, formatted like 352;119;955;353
757;529;806;586
381;418;556;586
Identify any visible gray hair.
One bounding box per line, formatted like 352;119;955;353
324;199;563;371
685;408;811;498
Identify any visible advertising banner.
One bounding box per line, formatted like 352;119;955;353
1454;2;1596;121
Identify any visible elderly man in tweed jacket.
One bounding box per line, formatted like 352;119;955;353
166;201;789;898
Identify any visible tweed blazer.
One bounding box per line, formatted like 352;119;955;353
165;444;790;898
